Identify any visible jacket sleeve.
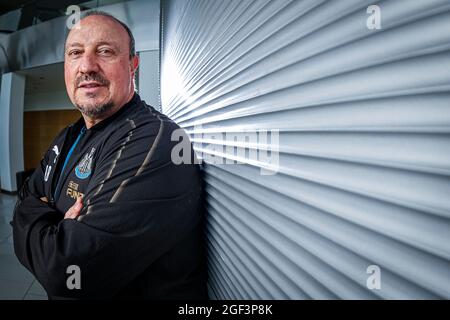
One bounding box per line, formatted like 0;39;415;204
19;141;55;201
12;118;202;299
18;127;69;202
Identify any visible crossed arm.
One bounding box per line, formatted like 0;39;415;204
39;196;83;220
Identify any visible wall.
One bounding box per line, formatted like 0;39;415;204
161;0;450;299
24;91;74;111
138;50;160;110
23;110;80;170
0;72;25;192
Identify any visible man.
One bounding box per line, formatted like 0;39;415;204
11;11;207;299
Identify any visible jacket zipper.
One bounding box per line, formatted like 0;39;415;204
48;125;74;207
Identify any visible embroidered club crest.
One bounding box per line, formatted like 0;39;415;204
75;147;95;179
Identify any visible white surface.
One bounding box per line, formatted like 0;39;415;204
0;72;25;192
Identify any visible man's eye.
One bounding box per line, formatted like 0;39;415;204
98;48;113;55
68;50;82;57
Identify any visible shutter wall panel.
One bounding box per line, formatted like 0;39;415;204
161;0;450;299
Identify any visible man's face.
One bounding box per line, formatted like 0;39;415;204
64;15;138;118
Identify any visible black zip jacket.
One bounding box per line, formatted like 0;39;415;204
11;94;207;299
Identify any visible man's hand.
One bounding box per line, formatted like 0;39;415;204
40;197;48;203
64;196;83;220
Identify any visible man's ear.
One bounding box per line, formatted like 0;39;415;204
131;55;139;74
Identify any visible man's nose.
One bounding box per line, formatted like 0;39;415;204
78;52;100;74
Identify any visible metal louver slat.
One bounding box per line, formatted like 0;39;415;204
161;0;450;299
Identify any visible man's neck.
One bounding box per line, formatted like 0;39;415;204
83;108;117;129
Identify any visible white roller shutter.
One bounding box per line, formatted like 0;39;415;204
160;0;450;299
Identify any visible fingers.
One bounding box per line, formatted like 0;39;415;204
64;196;83;220
40;197;48;203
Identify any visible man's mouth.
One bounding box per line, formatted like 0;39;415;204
78;82;104;89
77;82;107;94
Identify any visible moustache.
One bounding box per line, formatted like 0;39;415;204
76;73;110;87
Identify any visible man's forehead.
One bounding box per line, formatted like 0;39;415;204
66;16;127;46
66;39;120;48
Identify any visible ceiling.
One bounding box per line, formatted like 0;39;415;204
0;0;111;32
0;0;89;16
0;0;29;16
